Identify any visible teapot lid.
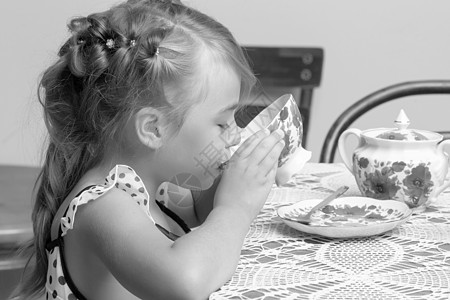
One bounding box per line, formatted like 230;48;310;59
375;109;428;141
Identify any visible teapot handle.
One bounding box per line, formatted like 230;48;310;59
434;139;450;196
338;128;362;172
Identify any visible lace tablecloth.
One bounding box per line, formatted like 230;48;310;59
210;163;450;300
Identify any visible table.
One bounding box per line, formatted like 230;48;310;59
210;163;450;300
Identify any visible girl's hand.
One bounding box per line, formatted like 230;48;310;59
214;128;285;221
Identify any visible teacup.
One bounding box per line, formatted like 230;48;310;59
232;94;311;186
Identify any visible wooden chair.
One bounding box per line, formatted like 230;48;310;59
0;165;41;299
235;46;324;147
319;80;450;163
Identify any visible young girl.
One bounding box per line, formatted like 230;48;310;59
14;0;285;299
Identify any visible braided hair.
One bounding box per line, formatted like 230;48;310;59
14;0;255;298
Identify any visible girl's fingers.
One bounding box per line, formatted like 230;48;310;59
246;129;285;166
232;129;269;159
265;159;278;179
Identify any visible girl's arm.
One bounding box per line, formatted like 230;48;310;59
76;189;252;300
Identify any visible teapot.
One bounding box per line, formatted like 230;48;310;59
338;109;450;212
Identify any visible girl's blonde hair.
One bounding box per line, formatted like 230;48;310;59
14;0;255;298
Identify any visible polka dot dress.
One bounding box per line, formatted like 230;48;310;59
45;165;156;300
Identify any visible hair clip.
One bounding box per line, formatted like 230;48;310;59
155;47;160;56
106;39;115;49
129;40;136;47
77;39;86;45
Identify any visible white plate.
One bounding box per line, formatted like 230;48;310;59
277;197;412;238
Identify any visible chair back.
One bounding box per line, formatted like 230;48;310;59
319;80;450;163
0;165;40;300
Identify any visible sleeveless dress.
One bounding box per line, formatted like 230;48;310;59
44;165;191;300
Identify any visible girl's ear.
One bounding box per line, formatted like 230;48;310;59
134;107;167;150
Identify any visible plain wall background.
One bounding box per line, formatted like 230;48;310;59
1;0;449;166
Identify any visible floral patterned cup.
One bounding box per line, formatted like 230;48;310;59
232;94;311;186
338;110;450;212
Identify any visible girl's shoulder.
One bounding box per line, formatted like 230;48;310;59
50;165;155;240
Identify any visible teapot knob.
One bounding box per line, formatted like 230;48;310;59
394;109;410;131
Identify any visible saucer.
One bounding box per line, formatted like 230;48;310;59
277;197;412;238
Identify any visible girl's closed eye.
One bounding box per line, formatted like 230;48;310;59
218;123;230;130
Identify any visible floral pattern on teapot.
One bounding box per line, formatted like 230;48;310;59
353;155;434;208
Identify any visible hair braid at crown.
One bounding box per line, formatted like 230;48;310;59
60;10;173;84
